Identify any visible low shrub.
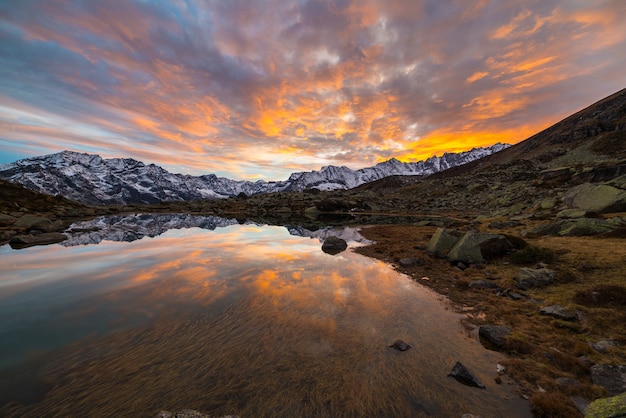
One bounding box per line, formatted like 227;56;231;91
509;245;556;265
573;285;626;307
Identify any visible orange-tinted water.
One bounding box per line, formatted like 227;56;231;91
0;220;530;417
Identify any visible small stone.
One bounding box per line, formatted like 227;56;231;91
578;356;594;368
514;267;555;289
496;364;506;375
555;377;581;387
590;340;620;353
398;257;423;267
569;395;589;415
539;305;577;321
468;280;500;289
508;292;526;301
479;325;512;348
447;361;486;389
389;339;411;351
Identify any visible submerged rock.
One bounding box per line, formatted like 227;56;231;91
447;361;486;389
389;339;411;351
321;236;348;255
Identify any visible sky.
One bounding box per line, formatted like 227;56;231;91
1;0;625;180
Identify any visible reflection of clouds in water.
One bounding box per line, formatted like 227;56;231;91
0;223;530;417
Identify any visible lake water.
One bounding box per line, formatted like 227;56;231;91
0;214;530;417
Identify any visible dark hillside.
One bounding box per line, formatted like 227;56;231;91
0;179;86;213
430;88;626;180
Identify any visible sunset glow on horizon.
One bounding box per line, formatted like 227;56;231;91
1;1;625;180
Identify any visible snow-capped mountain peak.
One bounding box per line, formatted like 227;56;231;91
0;144;509;205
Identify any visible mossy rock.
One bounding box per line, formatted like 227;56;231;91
426;228;462;256
562;183;626;213
585;392;626;418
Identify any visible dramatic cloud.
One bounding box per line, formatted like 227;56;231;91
1;0;625;179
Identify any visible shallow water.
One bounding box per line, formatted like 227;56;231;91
0;215;530;417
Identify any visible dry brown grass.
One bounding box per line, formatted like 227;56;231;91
356;223;626;416
530;392;582;418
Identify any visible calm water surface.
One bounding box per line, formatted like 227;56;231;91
0;215;530;417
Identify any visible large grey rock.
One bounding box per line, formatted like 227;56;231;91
321;236;348;255
585;392;626;418
558;218;618;236
539;305;577;321
479;325;512;348
556;209;587;219
426;228;462;256
525;218;619;237
591;364;626;396
447;361;486;389
514;268;555;289
562;183;626;213
447;232;512;264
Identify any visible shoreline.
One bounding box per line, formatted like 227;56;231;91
354;221;626;417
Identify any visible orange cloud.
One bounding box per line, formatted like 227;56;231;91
2;0;626;179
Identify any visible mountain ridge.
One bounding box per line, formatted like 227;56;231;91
0;143;508;205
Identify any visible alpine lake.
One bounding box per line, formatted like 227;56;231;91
0;214;531;417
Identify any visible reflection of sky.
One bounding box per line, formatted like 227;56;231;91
0;224;364;369
0;224;529;416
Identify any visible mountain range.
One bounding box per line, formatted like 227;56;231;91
0;143;508;205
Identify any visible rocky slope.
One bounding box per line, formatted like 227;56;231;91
0;144;508;205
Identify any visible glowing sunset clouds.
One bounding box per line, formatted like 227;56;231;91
0;1;625;179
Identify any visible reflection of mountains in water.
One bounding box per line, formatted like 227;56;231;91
286;225;373;245
63;214;372;247
63;214;240;246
